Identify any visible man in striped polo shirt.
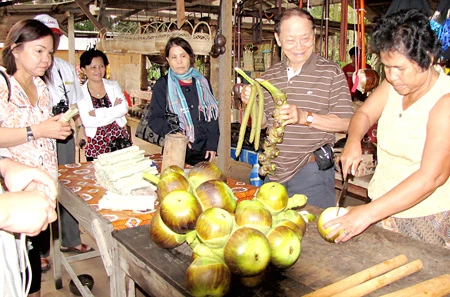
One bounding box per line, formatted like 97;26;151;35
241;8;354;208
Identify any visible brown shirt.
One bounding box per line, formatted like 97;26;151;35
261;52;353;183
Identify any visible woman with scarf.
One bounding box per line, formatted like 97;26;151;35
148;37;220;166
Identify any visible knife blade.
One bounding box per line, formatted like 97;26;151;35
336;174;350;216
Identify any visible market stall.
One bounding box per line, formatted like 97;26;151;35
54;153;450;297
112;205;450;296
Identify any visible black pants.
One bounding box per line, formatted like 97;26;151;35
27;236;42;293
185;148;208;166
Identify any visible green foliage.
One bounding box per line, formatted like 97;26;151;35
147;64;161;81
74;19;138;33
308;4;360;24
75;20;95;31
196;57;204;75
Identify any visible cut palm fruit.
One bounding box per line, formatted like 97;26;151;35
143;171;160;185
59;106;79;122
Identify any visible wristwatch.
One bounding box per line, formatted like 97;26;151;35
26;126;35;141
305;112;314;126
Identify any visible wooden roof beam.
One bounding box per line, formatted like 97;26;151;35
114;9;143;23
74;0;105;34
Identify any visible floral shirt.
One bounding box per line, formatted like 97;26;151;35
0;73;57;180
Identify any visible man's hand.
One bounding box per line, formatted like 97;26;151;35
278;104;307;126
240;85;252;104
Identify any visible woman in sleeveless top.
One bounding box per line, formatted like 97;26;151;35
325;9;450;248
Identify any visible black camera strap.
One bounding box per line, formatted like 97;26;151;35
0;70;11;102
57;68;70;106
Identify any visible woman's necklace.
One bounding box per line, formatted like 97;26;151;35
88;83;104;97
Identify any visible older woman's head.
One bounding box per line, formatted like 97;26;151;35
164;37;195;75
2;19;54;81
372;10;443;96
371;9;441;70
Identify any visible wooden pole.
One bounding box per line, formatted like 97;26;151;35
176;0;185;29
324;0;330;59
333;259;423;297
380;274;450;297
340;0;348;62
216;0;232;176
303;255;408;297
67;12;76;67
360;0;366;68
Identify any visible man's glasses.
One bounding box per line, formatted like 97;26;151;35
282;35;314;48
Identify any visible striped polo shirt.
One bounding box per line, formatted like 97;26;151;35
260;52;353;183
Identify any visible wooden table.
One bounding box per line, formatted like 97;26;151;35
53;161;148;297
53;157;257;297
112;205;450;297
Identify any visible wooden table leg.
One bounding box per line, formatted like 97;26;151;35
126;275;136;297
51;203;63;290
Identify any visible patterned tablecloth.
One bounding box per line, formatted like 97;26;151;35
58;154;258;231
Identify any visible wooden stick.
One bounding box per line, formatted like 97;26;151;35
380;274;450;297
303;254;408;297
333;259;423;297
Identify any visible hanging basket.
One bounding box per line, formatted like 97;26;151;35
96;36;114;52
168;21;192;43
155;22;171;52
155;21;192;52
129;23;159;55
191;21;212;56
115;26;136;52
96;37;105;51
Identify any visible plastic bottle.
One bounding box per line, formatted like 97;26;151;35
250;164;263;187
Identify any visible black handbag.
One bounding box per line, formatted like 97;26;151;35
135;99;181;147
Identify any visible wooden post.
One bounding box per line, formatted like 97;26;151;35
176;0;185;29
216;0;232;177
67;12;76;67
162;134;187;171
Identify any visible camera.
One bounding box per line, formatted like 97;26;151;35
108;137;132;152
52;100;69;115
314;144;335;170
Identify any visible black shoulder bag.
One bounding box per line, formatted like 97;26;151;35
135;83;181;147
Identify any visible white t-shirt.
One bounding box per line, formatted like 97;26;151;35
48;57;83;106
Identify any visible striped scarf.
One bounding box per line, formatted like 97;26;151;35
167;68;219;143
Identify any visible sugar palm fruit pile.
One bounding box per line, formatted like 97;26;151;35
144;162;315;297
